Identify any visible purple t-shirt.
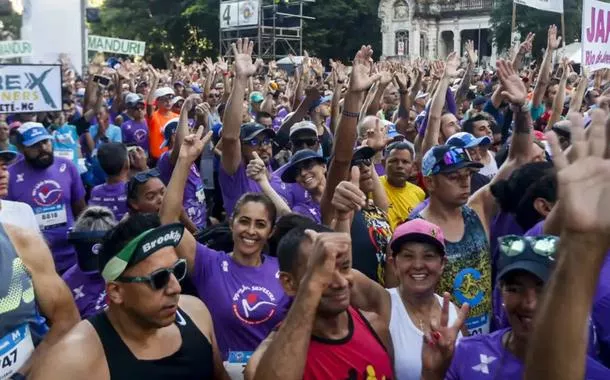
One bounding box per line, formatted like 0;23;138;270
7;156;85;273
89;181;128;221
292;196;322;223
524;220;545;237
447;328;610;379
121;119;149;152
191;243;290;360
61;265;106;319
374;162;385;176
218;162;291;217
272;163;308;208
409;198;429;219
157;152;207;229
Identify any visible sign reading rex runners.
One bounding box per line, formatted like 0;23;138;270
0;64;62;114
87;35;146;57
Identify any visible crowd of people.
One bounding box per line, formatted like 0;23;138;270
1;23;610;379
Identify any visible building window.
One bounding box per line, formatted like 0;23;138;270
396;31;409;56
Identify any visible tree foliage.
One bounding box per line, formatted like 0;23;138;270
490;0;582;59
91;0;381;66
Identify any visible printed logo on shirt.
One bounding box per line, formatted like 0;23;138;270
345;364;392;380
472;354;496;375
232;285;277;325
92;243;102;255
59;163;66;173
31;180;62;206
94;290;107;311
134;129;148;142
72;285;85;300
16;174;24;183
221;260;229;272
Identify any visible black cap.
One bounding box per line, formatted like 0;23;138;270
473;96;488;107
351;146;376;163
497;235;558;283
240;122;276;141
281;149;325;183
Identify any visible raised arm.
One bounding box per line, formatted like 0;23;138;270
569;67;589;113
221;39;259;175
171;94;201;166
512;32;535;71
546;57;570;131
525;113;610;380
146;66;160;118
455;41;477;106
531;26;561;108
246;152;292;216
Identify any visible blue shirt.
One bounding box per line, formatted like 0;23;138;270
51;124;80;166
89;124;122;148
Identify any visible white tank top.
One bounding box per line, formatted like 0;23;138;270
387;288;462;380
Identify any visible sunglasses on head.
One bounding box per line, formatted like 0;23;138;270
116;259;187;290
292;137;319;148
498;235;558;258
245;137;272;147
133;168;160;183
351;158;372;167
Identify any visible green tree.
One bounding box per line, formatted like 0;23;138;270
490;0;581;59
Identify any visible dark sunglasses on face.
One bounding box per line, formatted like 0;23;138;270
498;235;558;258
245;137;272;147
351;158;372;167
117;259;187;290
131;104;145;110
296;159;320;173
292;138;318;148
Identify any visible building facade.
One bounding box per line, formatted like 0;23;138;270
379;0;497;66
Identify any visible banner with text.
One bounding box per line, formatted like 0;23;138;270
582;0;610;71
514;0;563;13
0;41;33;59
0;64;62;113
87;35;146;56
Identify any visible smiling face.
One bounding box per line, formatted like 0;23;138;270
393;241;445;295
231;201;273;257
501;270;543;342
242;133;273;165
295;159;326;193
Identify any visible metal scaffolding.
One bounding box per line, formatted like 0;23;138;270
219;0;315;60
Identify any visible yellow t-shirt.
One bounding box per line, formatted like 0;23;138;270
380;175;426;230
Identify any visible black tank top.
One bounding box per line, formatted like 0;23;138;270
89;308;214;379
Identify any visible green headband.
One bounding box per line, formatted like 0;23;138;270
101;223;185;282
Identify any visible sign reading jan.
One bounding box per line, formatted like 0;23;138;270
87;35;146;56
582;0;610;71
0;64;62;114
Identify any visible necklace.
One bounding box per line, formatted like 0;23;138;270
398;288;437;335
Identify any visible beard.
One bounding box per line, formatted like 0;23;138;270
26;152;54;169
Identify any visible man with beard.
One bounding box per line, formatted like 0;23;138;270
7;122;86;273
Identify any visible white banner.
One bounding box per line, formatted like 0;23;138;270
87;35;146;56
0;41;33;59
0;65;62;114
514;0;563;13
582;0;610;71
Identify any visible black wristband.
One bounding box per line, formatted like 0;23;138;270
342;110;360;118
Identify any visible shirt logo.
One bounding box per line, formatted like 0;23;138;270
16;174;24;183
175;310;187;326
59;163;66;172
232;285;277;325
134;129;148;142
32;180;63;206
472;354;496;375
72;285;85;300
0;257;35;314
222;260;229;272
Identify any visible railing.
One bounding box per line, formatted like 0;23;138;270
413;0;494;14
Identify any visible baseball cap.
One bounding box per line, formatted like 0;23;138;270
170;96;184;108
0;150;17;162
309;95;332;112
390;219;446;255
174;80;185;87
473;96;487;107
351;146;376;163
160;118;180;149
240;122;276;141
280;149;325;183
381;120;403;141
125;93;144;107
250;91;264;104
154;87;175;100
17;122;52;147
191;84;202;94
421;145;483;176
446;132;492;149
290;121;318;138
497;235;558;283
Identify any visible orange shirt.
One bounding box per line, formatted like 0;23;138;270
147;110;178;159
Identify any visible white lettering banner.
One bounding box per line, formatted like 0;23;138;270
0;64;62;114
582;0;610;71
514;0;563;13
87;35;146;56
0;41;33;59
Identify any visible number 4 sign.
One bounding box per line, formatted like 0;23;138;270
220;0;260;30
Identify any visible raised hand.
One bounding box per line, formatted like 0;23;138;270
246;151;268;183
547;110;610;240
465;40;478;65
231;38;257;79
519;32;535;55
421;293;470;377
547;24;562;51
395;69;409;91
444;52;461;78
183;94;202;110
179;126;213;162
195;102;212;119
349;45;382;93
216;56;229;74
331;166;366;220
431;60;444;79
496;59;527;106
128;146;148;172
303;229;352;291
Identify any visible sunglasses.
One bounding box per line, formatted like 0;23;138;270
351;158;372;167
292;138;319;148
131;104;145;110
295;158;321;173
128;168;161;198
498;235;558;258
245;137;272;147
117;259;187;290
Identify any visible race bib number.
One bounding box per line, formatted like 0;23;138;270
34;204;67;229
54;149;75;161
0;324;34;379
195;186;206;204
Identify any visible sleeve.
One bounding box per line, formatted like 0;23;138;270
111;126;122;143
70;160;86;202
483;100;501;125
445;344;464;380
191;242;223;294
529;102;545;121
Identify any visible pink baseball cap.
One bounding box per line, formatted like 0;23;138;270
390;219;446;255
